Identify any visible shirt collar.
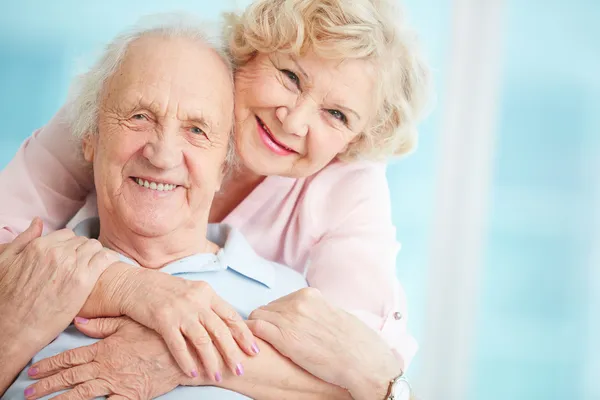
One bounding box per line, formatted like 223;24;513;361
72;218;275;287
209;224;276;288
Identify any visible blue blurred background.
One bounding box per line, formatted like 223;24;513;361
1;1;598;399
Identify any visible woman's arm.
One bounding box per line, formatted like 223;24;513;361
26;317;351;400
0;106;93;242
75;262;259;380
305;162;417;369
248;288;402;400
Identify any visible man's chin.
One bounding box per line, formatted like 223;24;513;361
123;214;179;238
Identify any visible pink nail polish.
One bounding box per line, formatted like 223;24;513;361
235;363;244;376
74;317;89;324
191;370;198;378
27;367;39;377
24;387;35;397
251;343;260;354
215;372;222;382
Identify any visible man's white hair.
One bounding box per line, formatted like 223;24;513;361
66;13;237;163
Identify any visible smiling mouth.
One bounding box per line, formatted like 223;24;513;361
255;116;297;154
131;177;180;192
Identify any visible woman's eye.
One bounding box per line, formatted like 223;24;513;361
328;109;348;124
281;69;300;87
190;126;205;136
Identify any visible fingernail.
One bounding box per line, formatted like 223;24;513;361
251;343;260;354
215;372;222;382
191;369;198;378
24;387;35;397
27;367;39;377
235;363;244;376
74;317;89;324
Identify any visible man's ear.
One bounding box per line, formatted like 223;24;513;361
82;134;96;163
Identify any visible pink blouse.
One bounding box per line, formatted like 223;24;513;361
0;107;417;369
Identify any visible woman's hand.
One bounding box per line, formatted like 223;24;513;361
116;269;259;381
0;219;118;360
248;288;403;400
25;317;198;400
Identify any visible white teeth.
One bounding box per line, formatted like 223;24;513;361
135;178;177;192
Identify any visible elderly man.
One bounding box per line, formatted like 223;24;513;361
3;18;356;400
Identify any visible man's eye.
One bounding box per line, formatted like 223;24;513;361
132;114;148;121
190;126;205;135
281;69;300;87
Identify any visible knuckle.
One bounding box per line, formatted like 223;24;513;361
193;333;213;347
30;238;45;253
78;383;95;397
62;349;78;366
88;239;104;252
38;378;52;392
48;247;63;263
301;287;320;298
63;368;78;385
251;319;268;335
193;280;212;295
211;327;229;341
222;309;241;324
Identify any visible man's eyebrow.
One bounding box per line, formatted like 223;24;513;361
124;99;216;133
188;115;213;133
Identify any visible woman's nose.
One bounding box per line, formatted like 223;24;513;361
276;98;314;138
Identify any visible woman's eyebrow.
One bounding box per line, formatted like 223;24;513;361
290;56;309;79
333;103;361;121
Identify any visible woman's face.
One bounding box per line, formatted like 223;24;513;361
84;36;233;239
234;50;377;178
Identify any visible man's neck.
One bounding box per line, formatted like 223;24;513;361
98;220;218;269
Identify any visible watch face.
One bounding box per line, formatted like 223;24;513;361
392;378;411;400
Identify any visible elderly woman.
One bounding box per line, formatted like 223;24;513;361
0;0;428;398
4;19;412;400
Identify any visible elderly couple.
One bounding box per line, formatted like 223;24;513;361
0;0;429;399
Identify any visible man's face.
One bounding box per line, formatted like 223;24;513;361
84;35;234;238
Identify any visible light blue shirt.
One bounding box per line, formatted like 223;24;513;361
4;222;307;399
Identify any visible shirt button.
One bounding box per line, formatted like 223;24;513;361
393;312;403;320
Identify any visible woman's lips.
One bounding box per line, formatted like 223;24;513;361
256;117;296;156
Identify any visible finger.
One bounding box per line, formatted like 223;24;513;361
181;322;222;382
202;311;245;375
160;326;200;379
74;317;129;339
25;363;98;400
212;300;259;356
8;217;43;253
245;319;289;356
87;248;120;272
40;228;77;244
29;344;97;379
49;379;110;400
74;239;104;270
247;308;292;347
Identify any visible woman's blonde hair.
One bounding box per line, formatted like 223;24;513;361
224;0;431;161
